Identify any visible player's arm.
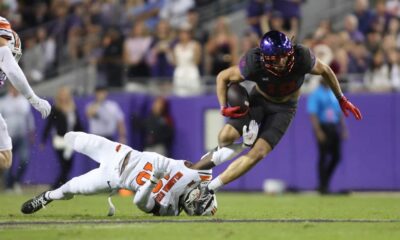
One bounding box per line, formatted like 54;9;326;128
134;157;170;213
310;58;362;120
133;179;158;213
216;66;245;117
0;37;51;118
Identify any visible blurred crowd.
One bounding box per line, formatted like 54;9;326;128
0;0;399;94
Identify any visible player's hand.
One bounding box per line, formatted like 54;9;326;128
28;95;51;119
220;106;248;118
243;120;259;147
338;96;362;120
152;157;170;181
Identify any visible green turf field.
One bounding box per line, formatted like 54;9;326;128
1;192;400;240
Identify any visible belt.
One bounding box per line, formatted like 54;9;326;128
119;151;132;176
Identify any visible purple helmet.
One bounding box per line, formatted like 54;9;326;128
259;30;295;76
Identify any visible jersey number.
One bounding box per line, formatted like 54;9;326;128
135;162;183;202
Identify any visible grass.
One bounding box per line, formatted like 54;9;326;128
1;192;400;240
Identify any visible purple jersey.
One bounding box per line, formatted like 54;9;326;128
239;44;315;98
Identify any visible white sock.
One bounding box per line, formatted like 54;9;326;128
207;176;224;193
46;182;73;200
211;144;245;166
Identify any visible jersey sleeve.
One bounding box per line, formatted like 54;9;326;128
296;44;316;74
238;48;263;80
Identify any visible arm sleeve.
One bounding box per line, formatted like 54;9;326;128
133;180;157;213
0;46;35;98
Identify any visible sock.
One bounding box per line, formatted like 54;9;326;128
46;182;73;200
207;176;224;194
211;144;245;166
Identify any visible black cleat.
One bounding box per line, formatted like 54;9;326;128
21;191;52;214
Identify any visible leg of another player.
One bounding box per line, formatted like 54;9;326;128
47;168;109;200
208;138;272;192
21;168;109;214
192;124;242;170
64;131;120;164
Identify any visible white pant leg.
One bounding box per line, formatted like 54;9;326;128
48;167;112;200
64;131;121;164
0;114;12;151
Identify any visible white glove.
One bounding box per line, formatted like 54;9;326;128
151;157;170;182
28;95;51;119
243;120;259;147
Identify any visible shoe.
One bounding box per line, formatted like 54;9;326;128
21;191;52;214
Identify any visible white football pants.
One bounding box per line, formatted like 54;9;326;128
47;131;132;200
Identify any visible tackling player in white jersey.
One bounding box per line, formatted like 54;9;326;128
20;121;259;216
0;16;51;171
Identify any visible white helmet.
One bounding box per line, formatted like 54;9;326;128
181;187;218;216
8;30;22;62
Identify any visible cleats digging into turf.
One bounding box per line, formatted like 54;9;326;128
21;191;52;214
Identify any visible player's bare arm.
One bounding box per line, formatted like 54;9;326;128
310;58;362;120
310;58;343;99
216;66;243;108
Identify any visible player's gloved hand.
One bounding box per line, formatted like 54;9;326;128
220;106;248;118
338;96;362;120
152;157;170;182
28;95;51;119
243;120;259;147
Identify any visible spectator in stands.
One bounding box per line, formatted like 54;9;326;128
343;14;365;43
49;1;71;70
387;17;400;49
353;0;375;35
365;49;392;92
347;42;369;75
98;28;124;87
365;30;383;54
21;35;45;82
313;19;333;40
386;0;400;18
187;8;208;45
41;86;83;189
123;20;152;81
205;17;238;76
373;0;394;33
159;0;195;30
387;49;400;91
172;24;202;96
140;96;174;156
36;27;56;78
239;30;260;57
271;0;304;36
123;0;163;31
246;0;266;37
86;86;127;143
0;85;35;194
307;79;348;194
147;20;174;79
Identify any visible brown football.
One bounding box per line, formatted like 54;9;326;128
226;83;250;113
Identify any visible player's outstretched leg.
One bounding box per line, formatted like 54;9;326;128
21;191;53;214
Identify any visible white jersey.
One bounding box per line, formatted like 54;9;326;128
152;160;211;216
118;150;211;216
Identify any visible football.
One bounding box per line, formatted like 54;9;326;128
226;83;250;114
